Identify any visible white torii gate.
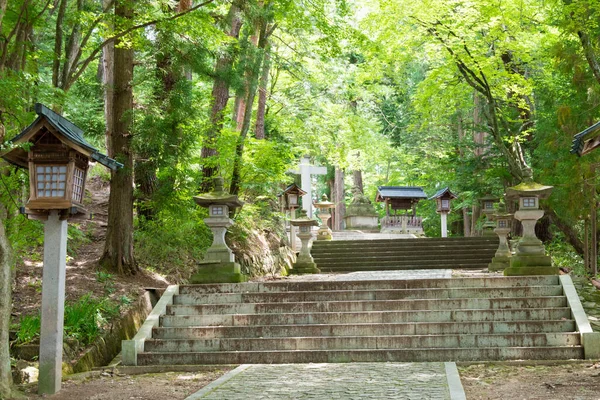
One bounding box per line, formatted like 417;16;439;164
291;156;327;218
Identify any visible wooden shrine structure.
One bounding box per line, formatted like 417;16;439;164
375;186;427;233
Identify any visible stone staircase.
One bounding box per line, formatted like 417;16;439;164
311;237;498;271
127;275;592;366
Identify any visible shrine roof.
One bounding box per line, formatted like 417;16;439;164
6;103;122;170
376;186;427;201
571;120;600;156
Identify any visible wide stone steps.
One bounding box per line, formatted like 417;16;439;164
166;296;568;315
160;308;572;327
311;237;498;271
135;275;585;364
151;320;577;339
137;346;583;365
144;333;581;352
173;286;564;304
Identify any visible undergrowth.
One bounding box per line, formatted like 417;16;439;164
13;293;122;347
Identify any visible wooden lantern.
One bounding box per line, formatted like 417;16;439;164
279;183;307;211
1;104;122;220
430;187;457;213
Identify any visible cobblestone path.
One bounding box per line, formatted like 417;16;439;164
188;362;464;400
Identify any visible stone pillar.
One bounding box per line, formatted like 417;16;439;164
292;227;320;274
488;225;511;272
38;211;67;395
290;208;297;251
440;212;448;238
316;210;332;240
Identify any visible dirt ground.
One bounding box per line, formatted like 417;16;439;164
13;368;231;400
460;362;600;400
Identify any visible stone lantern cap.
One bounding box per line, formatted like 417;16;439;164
493;202;513;219
314;194;336;209
290;208;319;227
193;177;243;209
506;181;553;199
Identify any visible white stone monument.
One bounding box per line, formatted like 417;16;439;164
291;156;327;218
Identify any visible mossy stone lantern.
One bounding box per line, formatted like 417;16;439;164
192;177;247;283
488;203;513;272
1;104;121;395
430;187;457;238
503;181;557;276
314;194;336;240
480;195;499;236
290;209;320;274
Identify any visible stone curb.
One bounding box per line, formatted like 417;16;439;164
560;275;600;359
121;284;179;365
184;364;251;399
445;362;467;400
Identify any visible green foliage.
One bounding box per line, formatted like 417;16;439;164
547;236;586;276
14;294;120;347
96;270;116;294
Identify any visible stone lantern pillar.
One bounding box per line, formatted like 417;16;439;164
192;177;247;283
480;195;499;236
290;210;320;274
314;194;336;240
503;181;558;276
279;183;307;251
488;203;513;272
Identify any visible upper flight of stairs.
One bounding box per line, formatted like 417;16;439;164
311;237;499;272
134;275;585;365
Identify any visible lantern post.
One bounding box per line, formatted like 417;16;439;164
430;188;457;238
0;104;122;394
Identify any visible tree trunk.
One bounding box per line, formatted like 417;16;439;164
200;1;243;191
352;169;363;193
471;204;480;236
99;0;137;275
463;208;471;237
52;0;67;89
334;167;345;231
102;0;114;154
229;19;270;195
0;198;12;400
255;41;271;139
0;0;7;34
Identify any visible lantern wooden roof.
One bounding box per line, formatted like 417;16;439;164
429;187;457;200
278;183;307;198
571;120;600;156
1;103;122;171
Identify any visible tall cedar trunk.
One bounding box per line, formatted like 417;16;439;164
0;177;12;400
52;0;67;88
334;168;345;231
100;0;137;275
102;0;114;154
233;32;259;131
200;1;243;191
352;169;363;193
471;204;480;236
229;20;269;195
462;208;471;237
254;41;271;139
0;0;7;34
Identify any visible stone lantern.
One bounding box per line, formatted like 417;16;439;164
192;177;246;283
488;203;513;272
430;187;457;238
0;103;121;395
279;183;307;251
314;194;336;240
503;181;557;276
290;209;320;274
480;195;499;236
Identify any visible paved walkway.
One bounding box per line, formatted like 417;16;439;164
186;362;466;400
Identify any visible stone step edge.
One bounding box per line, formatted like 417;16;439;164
163;307;572;318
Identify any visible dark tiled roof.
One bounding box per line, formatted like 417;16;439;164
377;186;427;199
11;103;122;170
429;187;457;200
571;120;600;156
